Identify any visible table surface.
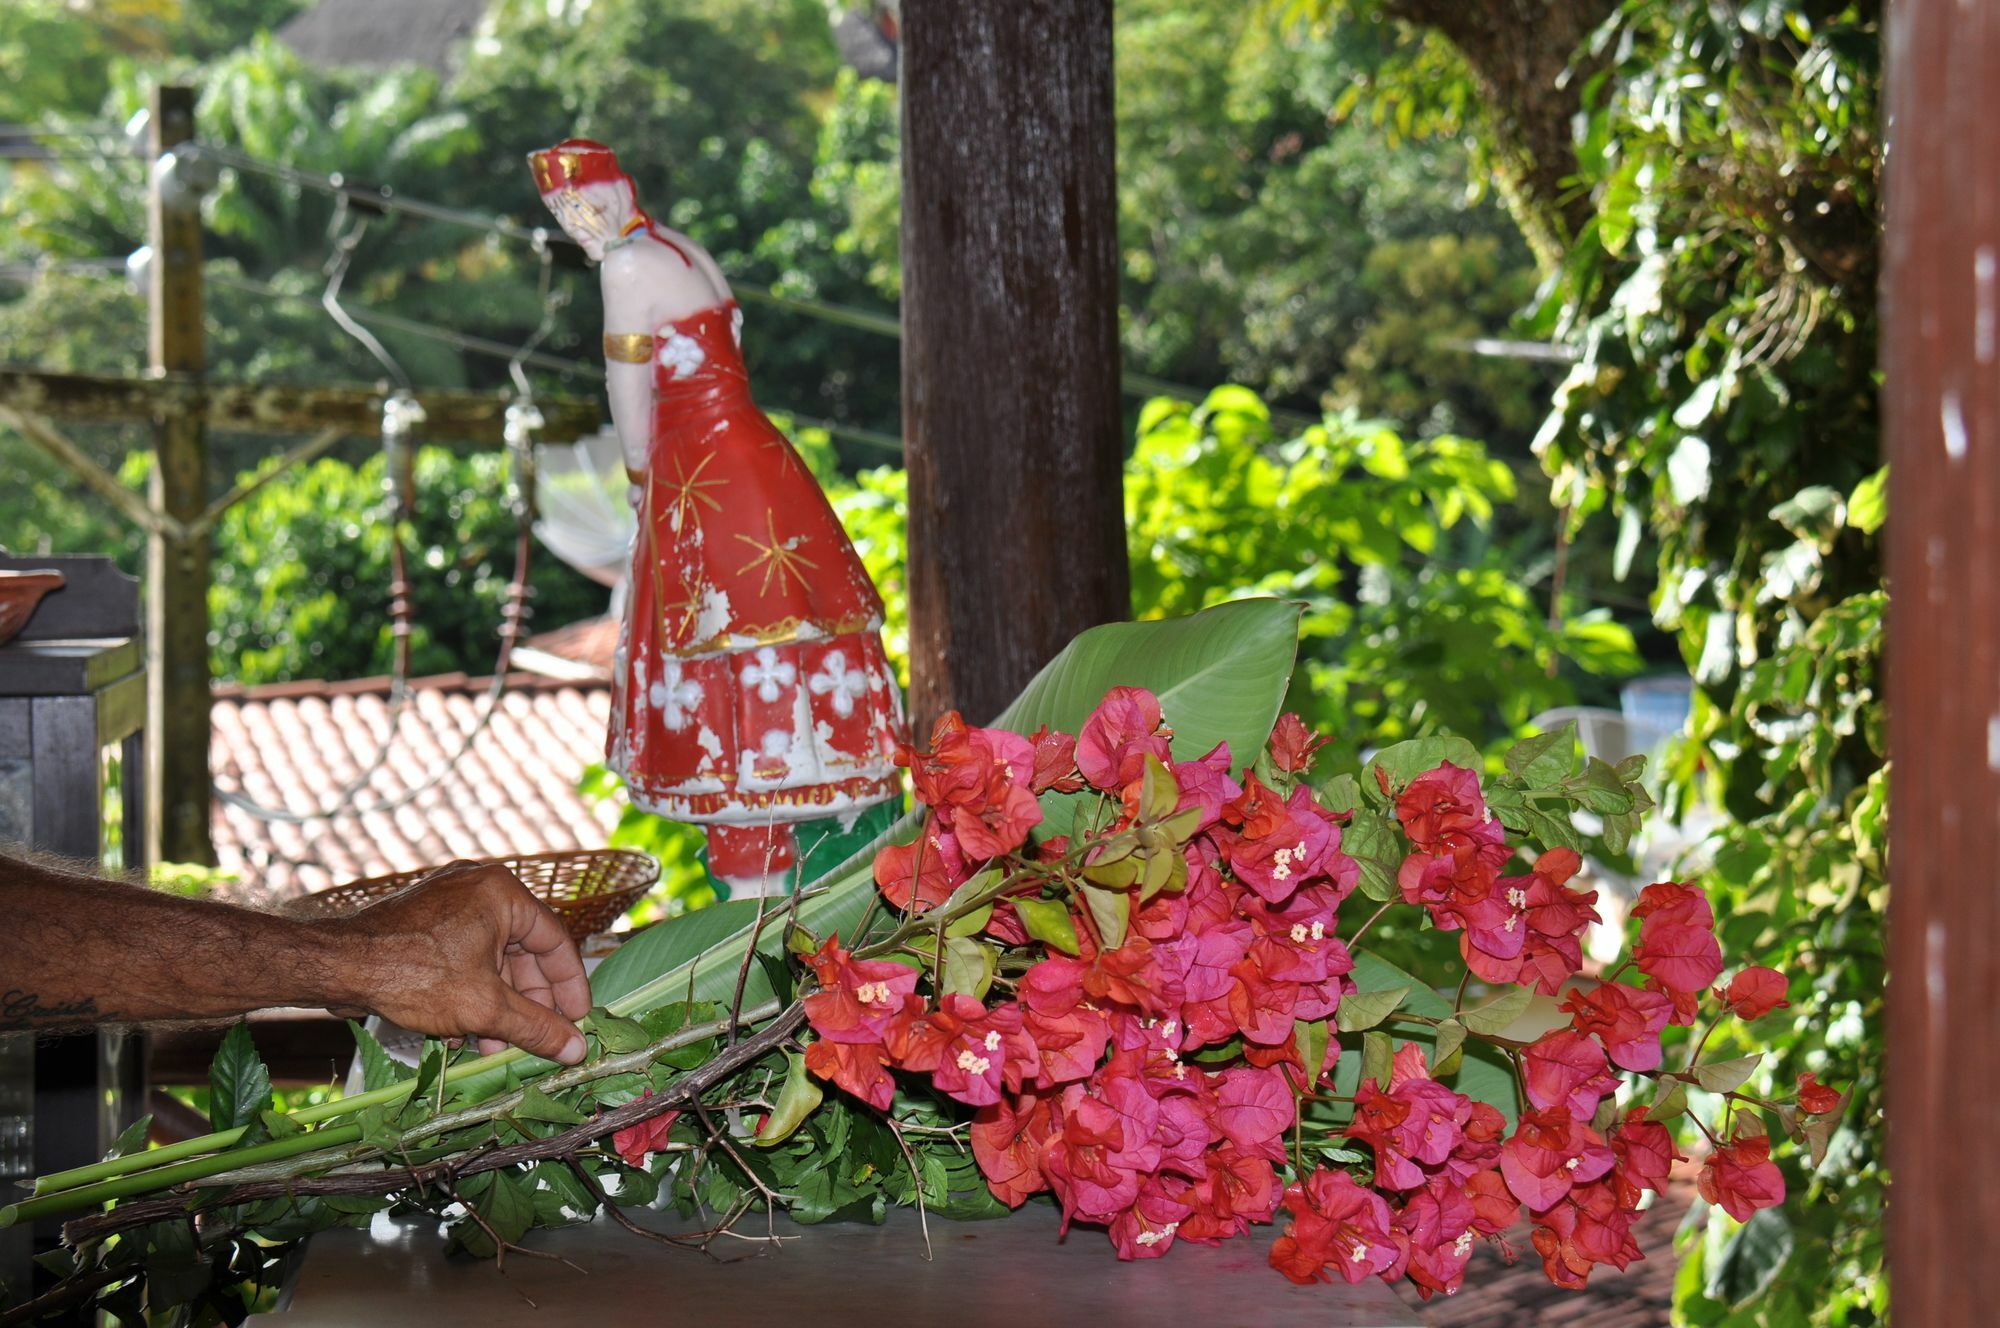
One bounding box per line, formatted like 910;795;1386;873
251;1202;1425;1328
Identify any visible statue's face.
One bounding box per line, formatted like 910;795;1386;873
544;180;636;261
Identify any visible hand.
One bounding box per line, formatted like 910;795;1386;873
331;862;592;1064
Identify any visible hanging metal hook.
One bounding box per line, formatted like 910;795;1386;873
321;193;413;393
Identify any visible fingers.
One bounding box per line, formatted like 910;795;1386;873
497;886;592;1021
478;981;587;1065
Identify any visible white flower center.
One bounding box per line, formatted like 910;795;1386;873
956;1050;991;1075
1350;1242;1370;1263
983;1030;1002;1051
1135;1223;1178;1246
1453;1231;1475;1256
854;981;892;1007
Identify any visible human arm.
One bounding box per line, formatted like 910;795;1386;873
0;855;591;1064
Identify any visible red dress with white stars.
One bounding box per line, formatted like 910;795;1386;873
610;299;903;877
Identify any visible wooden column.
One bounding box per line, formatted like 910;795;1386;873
145;84;214;866
899;0;1130;726
1883;4;2000;1323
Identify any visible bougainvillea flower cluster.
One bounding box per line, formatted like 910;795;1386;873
796;690;1825;1297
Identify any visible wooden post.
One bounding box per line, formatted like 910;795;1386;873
1883;3;2000;1323
145;84;214;866
899;0;1129;727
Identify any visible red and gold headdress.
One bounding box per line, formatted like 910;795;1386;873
527;139;631;197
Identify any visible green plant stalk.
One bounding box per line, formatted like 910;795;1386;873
2;1000;785;1229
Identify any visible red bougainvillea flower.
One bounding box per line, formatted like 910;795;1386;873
1609;1108;1681;1208
1721;966;1791;1021
611;1092;680;1168
1108;1176;1199;1261
873;821;967;913
1269;1168;1403;1285
1349;1044;1475;1191
1266;712;1331;775
899;711;987;810
1461;1167;1520;1234
1531;1179;1644;1289
1023;1002;1113;1088
1175;1146;1282;1245
971;1090;1056;1208
1559;981;1674;1072
1521;1029;1621;1121
1500;1107;1616;1213
1632;880;1724;1000
908;995;1033;1108
1394;762;1490;854
1395;1176;1478;1299
1697;1132;1787;1221
1460;849;1599;995
803;1037;896;1112
1028;724;1085;794
1219;777;1336;904
1076;686;1172;791
802;939;920;1045
1797;1072;1842;1116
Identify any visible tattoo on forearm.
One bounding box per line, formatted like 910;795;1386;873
0;990;102;1031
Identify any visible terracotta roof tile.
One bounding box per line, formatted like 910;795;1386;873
211;672;616;902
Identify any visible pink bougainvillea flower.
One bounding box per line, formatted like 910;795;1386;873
611;1092;681;1168
1521;1029;1621;1121
873;821;967;913
1175;1146;1281;1245
1171;741;1241;835
1076;686;1172;791
1212;1064;1294;1154
1634;919;1725;998
1720;966;1792;1021
1395;1176;1478;1300
1266;712;1332;775
803;1037;896;1112
1461;1166;1520;1235
1499;1107;1616;1213
1629;879;1716;929
1532;1179;1644;1289
1797;1072;1842;1116
1219;776;1335;904
913;995;1031;1108
802;939;921;1045
1108;1176;1198;1260
1394;762;1490;854
1347;1044;1474;1191
1023;1002;1113;1088
1269;1168;1402;1285
1698;1133;1787;1221
1559;981;1674;1072
1459;849;1599;995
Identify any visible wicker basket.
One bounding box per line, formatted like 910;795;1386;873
294;849;660;942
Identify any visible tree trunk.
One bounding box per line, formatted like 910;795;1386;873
899;0;1131;728
1379;0;1618;267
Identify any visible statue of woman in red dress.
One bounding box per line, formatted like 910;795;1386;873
529;140;904;897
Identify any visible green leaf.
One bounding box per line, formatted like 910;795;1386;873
1359;1030;1394;1091
109;1114;152;1159
1340;808;1402;903
1014;896;1081;955
1649;1078;1689;1123
991;599;1303;834
1692;1054;1763;1095
1314;772;1362;814
208;1022;273;1132
1078;881;1130;949
945;902;996;939
516;1085;588;1126
588;897;775;1008
754;1053;824;1147
1335;984;1411;1033
1707;1207;1795;1306
1431;1019;1466;1070
1847;465;1887;534
939;936;998;1000
1366;735;1483;791
586;1010;655;1054
1504;723;1577;785
348;1019;414;1092
256;1108;304;1140
1771;485;1846;548
1295;1018;1333;1084
1460;987;1534;1035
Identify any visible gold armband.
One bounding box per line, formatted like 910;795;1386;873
602;332;656;364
